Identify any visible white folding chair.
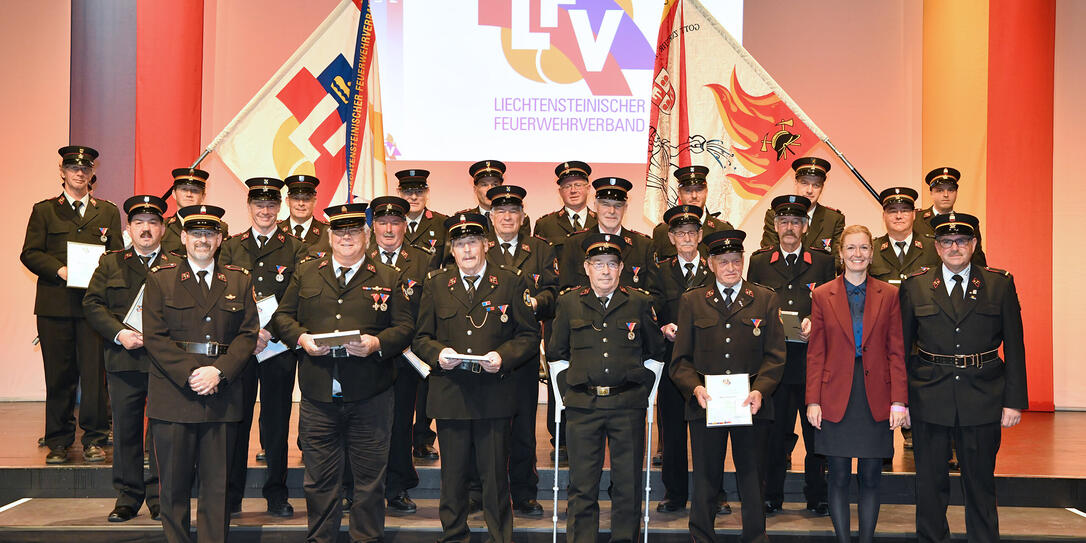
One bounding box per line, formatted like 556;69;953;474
642;359;665;542
547;360;570;543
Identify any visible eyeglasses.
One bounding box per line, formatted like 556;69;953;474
560;182;589;191
670;230;700;239
588;261;620;271
936;237;973;248
332;227;365;237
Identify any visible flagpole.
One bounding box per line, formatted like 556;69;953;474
692;0;880;203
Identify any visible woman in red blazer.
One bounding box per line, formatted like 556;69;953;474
806;225;908;543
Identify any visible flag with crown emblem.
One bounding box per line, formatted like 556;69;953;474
213;0;386;213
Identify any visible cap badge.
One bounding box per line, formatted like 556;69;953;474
200;206;206;213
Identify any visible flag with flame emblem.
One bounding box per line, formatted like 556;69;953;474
211;0;386;212
644;0;830;225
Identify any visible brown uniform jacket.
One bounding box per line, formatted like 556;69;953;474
912;206;987;266
651;213;733;263
219;229;308;302
485;235;560;321
868;233;940;286
761;203;845;255
560;227;659;299
533;207;598;249
161;215;229;257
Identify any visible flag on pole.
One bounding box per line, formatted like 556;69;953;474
644;0;829;226
211;0;386;213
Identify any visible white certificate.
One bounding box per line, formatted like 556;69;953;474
122;284;146;333
66;241;106;289
255;294;278;329
402;348;432;379
705;373;753;427
256;340;288;363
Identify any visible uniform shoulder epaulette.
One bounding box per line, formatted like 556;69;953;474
748;280;775;292
984;266;1011;277
223;264;250;275
532;234;553;245
821;204;843;214
229;230;249;239
559;285;582;296
570;227;592;235
752;246;774;254
540;209;562;219
807;245;831;253
150;263;177;273
626;286;652;297
411;241;437;254
907;267;931;278
626;229;649;239
106;248;125;255
427;266;451;280
497;264;522;276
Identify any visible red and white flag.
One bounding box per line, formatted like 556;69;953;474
644;0;829;226
212;0;386;212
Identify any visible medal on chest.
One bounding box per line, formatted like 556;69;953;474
275;265;286;282
99;227;109;243
498;304;509;323
371;292;389;311
751;318;763;336
631;266;641;283
626;322;637;341
404;278;417;297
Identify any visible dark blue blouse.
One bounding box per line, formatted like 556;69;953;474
845;279;866;357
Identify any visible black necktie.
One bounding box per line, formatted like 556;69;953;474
786;253;798;266
72;200;83;216
571;214;581;231
196;270;210;293
951;274;965;315
409;221;418;234
294;225;304;238
683;262;695;287
723;287;734;308
501;242;514;265
598;296;608;310
257;235;268;248
140;255;152;268
465;275;479;302
337;267;349;289
896;241;907;265
383;251;395;265
485;211;491;223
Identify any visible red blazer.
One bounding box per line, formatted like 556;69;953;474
806;276;907;423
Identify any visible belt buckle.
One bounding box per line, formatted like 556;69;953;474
206;342;220;357
953;354;969;368
596;386;611;397
471;362;482;374
330;346;348;358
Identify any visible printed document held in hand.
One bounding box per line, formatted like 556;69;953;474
705;373;753;427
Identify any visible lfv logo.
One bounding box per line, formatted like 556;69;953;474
511;0;621;72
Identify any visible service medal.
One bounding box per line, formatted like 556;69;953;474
275;266;287;282
99;227;109;243
405;279;417;296
631;266;641;283
372;293;381;310
498;304;509;323
626;322;637;340
751;318;763;336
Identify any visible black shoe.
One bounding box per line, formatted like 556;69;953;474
651;453;663;467
46;446;69;464
807;502;830;516
412;444;439;461
229;502;242;517
267;499;294;518
108;505;137;522
83;444;107;463
513;499;544;517
255;450;266;462
764;501;782;515
716;500;732;516
656;499;686;513
149;504;161;521
387;492;417;514
468;499;483;514
883;457;894;471
105;430;114;446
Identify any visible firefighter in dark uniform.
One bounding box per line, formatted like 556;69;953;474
395;169;448;459
748;195;835;517
670;230;786;543
21;145;121;464
455;160;531;240
651;166;733;262
412;213;541;543
547;232;666;542
560;177;658;298
484;185;559;517
912;167;987;266
533;161;598;250
143;204;259;543
533;161;598;464
761;157;845;259
83;194;169;522
270;202;416;543
161;168;229;256
900;212;1026;543
654;204;719;514
366;195;433;514
278;174;329;253
219;177;308;518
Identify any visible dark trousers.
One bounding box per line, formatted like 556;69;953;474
657;358;689;503
299;389;393;543
436;418;513;543
412;378;436;448
690;421;770;543
256;351;297;502
913;419;1002;543
151;419;236;543
227;362;258;508
566;406;645;543
510;364;540;503
106;370;159;511
387;359;421;497
37;316;109;448
765;381;827;505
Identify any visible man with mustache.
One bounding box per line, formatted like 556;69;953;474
900;212;1025;542
760;158;845;266
21;145;121;464
912;167;987;266
161;168;229;256
748;195;835;517
219;177;309;518
83;194;170;522
143;204;259;543
651;166;733;263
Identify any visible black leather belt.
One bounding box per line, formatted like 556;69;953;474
918;348;1000;368
177;341;224;357
330;346;349;358
457;360;483;373
570;382;637;397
